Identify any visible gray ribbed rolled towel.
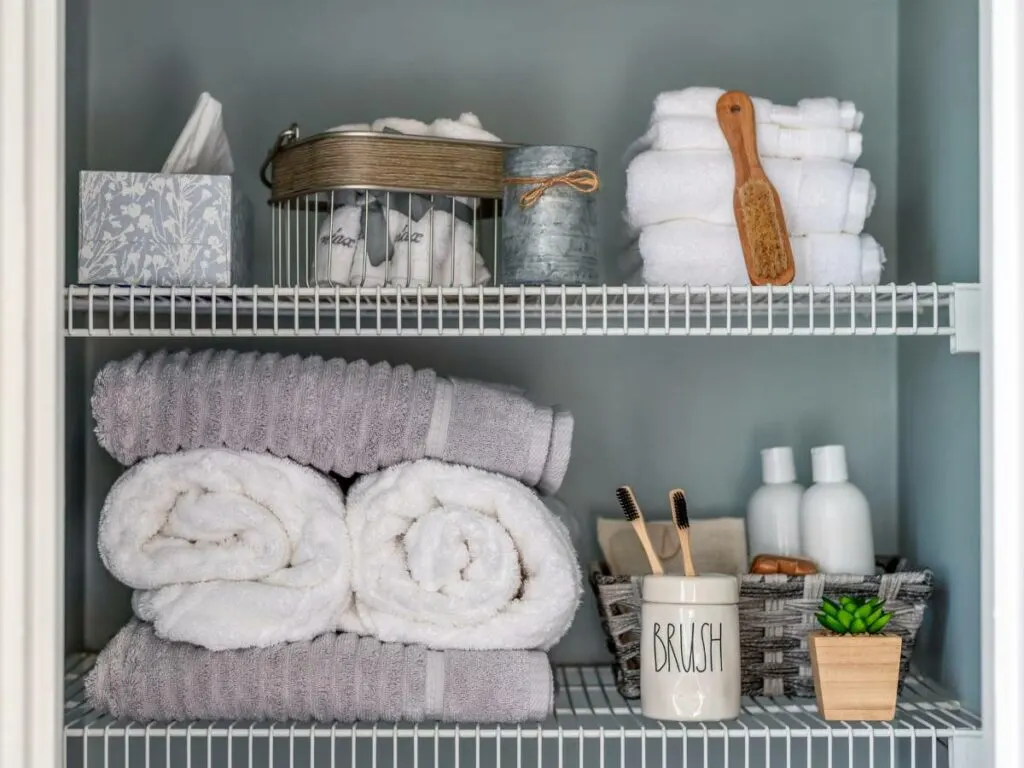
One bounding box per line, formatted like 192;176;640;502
92;350;573;492
87;620;554;723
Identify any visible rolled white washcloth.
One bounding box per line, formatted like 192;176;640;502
626;117;862;163
339;460;582;651
98;449;350;651
315;206;490;288
651;86;863;131
626;150;876;235
363;112;502;143
626;219;884;286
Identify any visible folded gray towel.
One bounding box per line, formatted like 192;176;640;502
92;350;573;491
87;620;554;723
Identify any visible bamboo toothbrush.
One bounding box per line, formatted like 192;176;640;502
670;488;697;577
615;485;664;575
716;91;796;286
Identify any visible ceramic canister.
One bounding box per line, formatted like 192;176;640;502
640;574;741;721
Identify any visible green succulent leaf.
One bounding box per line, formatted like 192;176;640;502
864;607;885;626
850;617;868;634
840;597;858;611
865;597;882;609
837;609;854;629
868;613;893;633
820;598;841;618
817;612;847;634
854;603;876;619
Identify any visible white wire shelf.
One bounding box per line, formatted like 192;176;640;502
64;655;979;768
63;283;981;351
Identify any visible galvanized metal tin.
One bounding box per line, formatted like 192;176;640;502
500;145;600;286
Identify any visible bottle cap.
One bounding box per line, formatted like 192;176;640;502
761;446;796;484
811;445;849;483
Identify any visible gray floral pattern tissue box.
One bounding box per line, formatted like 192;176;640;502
78;171;252;286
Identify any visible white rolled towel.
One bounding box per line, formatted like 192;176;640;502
631;219;884;286
339;460;582;651
626;150;876;235
315;206;490;288
626;117;862;163
359;112;502;143
98;449;351;651
652;86;863;131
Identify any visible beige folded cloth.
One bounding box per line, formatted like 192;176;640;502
597;517;748;576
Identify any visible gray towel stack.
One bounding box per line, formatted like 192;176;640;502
88;349;577;725
92;350;573;493
87;620;554;723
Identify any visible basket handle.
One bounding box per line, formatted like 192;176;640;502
260;124;300;190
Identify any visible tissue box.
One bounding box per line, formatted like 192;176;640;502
78;171;252;286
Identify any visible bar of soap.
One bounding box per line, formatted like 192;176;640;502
750;554;819;575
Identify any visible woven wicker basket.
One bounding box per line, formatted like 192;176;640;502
590;560;933;700
261;124;516;203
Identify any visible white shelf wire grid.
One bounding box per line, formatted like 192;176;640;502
64;655;979;768
65;282;962;340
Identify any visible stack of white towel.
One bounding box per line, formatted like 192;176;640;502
316;112;500;288
85;351;582;724
623;87;885;286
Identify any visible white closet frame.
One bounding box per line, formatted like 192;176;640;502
0;0;64;767
0;0;1020;765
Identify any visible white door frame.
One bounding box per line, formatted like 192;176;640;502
0;0;65;766
982;0;1024;766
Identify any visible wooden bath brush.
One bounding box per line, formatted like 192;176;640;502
716;91;795;285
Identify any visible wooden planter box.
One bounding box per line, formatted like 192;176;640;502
809;632;903;720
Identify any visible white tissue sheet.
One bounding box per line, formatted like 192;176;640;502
162;92;235;175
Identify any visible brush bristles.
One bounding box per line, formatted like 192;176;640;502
616;486;641;522
739;180;790;281
670;489;689;529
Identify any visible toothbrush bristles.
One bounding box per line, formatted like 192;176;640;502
616;486;641;522
670;489;689;529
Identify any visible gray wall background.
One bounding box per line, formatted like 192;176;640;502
65;0;980;712
897;0;981;710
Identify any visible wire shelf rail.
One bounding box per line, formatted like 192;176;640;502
64;283;979;349
64;655;979;768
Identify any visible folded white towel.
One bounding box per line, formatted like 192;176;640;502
652;87;863;131
626;117;862;163
316;206;491;288
626;150;875;235
627;220;884;286
98;449;351;651
339;460;582;651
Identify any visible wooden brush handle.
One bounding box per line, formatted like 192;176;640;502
750;554;818;576
678;529;697;577
632;520;665;575
717;91;764;184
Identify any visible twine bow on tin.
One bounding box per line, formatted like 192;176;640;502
503;169;600;209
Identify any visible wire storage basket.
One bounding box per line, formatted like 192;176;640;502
590;559;934;700
261;124;516;289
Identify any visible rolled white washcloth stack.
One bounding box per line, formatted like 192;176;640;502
319;113;499;287
624;86;884;286
315;205;490;288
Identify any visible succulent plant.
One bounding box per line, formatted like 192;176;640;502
816;595;893;635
